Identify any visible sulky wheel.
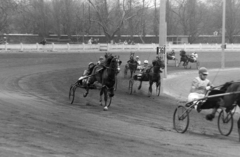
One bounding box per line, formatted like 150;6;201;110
69;84;76;104
106;93;112;108
173;105;190;133
217;109;234;136
128;79;134;94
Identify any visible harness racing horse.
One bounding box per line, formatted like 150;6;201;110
137;59;165;96
124;53;137;78
84;55;118;110
202;82;240;141
178;54;199;69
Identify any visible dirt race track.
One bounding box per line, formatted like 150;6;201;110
0;51;240;157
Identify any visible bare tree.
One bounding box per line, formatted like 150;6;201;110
170;0;205;43
226;0;240;43
153;0;158;36
17;0;52;37
0;0;18;34
52;0;64;37
87;0;137;42
166;0;179;35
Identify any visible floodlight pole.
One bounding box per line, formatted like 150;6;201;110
221;0;226;68
159;0;167;78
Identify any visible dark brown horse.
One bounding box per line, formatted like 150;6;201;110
178;53;199;69
199;81;240;141
137;59;165;96
84;55;118;110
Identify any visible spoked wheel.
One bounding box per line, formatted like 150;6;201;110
156;82;161;96
69;85;76;104
128;79;134;94
217;110;234;136
173;105;190;133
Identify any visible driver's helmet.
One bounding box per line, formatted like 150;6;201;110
136;56;139;59
144;60;148;64
88;62;94;67
99;56;104;60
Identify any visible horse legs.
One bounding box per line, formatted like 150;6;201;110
103;87;109;110
206;108;218;121
138;81;142;90
83;85;89;97
238;118;240;142
177;61;182;67
206;98;225;121
148;81;153;97
99;87;104;106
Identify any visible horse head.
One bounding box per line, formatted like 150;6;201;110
129;55;134;62
220;81;234;92
152;59;165;73
105;55;118;71
105;53;112;59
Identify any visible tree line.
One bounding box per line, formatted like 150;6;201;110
1;0;240;43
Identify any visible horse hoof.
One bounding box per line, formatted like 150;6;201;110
83;94;87;97
103;106;108;111
109;94;114;97
206;114;215;121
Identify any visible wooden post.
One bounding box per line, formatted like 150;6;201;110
36;43;39;51
52;43;55;51
20;43;23;51
5;43;7;51
67;43;70;51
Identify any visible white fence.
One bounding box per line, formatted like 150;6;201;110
1;43;240;52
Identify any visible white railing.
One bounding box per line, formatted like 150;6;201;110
1;43;240;52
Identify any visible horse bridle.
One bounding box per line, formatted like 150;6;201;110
105;57;118;72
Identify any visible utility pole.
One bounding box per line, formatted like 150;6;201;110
159;0;167;78
221;0;226;68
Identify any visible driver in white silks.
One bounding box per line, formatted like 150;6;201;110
191;52;198;62
187;67;213;112
137;60;149;79
135;56;142;70
167;50;176;60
